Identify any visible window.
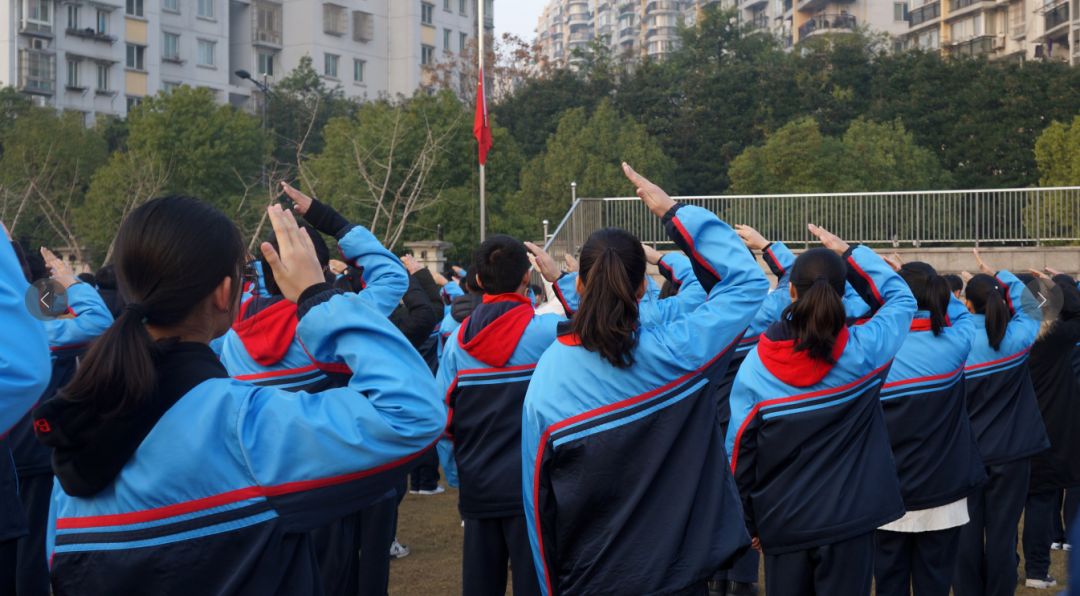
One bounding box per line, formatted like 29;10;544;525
163;0;179;12
66;59;81;88
459;0;467;15
352;10;374;42
323;4;347;35
444;0;451;10
197;0;213;18
126;96;142;111
421;2;434;25
444;28;451;50
163;32;180;60
96;10;108;34
125;0;143;17
126;43;145;70
460;32;468;51
324;53;339;78
950;15;981;40
353;58;365;82
162;80;180;93
197;39;215;66
257;51;274;76
421;44;435;65
255;3;282;44
66;4;79;30
894;2;908;21
96;63;110;91
28;0;51;23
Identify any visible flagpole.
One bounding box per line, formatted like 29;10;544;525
478;0;487;242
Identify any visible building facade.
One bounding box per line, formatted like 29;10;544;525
0;0;493;124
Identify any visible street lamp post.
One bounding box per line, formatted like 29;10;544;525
235;69;272;194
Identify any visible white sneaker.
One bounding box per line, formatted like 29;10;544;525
1051;542;1064;550
1025;576;1058;589
1064;543;1073;552
389;539;410;559
411;485;445;495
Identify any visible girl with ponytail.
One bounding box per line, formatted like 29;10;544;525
726;225;916;596
521;164;769;596
873;260;984;596
32;198;444;595
953;250;1048;596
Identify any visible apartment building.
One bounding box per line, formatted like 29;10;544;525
904;0;1078;64
0;0;493;124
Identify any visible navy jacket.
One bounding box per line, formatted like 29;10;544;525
963;270;1049;466
880;296;985;511
35;283;444;595
438;293;561;519
523;204;768;596
727;245;915;554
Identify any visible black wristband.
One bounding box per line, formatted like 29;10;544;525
659;202;683;226
841;245;857;260
303;199;351;239
296;282;342;320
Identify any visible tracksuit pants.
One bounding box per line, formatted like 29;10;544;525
710;547;760;585
763;531;874;595
1022;490;1057;580
953;459;1030;596
874;526;961;596
0;539;16;595
1051;488;1080;544
310;495;396;596
409;447;441;492
14;473;50;596
462;516;541;596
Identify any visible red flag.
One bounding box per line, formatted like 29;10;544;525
473;68;492;166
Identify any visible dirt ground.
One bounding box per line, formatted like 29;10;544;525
389;486;1070;595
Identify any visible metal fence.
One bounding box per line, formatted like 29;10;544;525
543;187;1080;260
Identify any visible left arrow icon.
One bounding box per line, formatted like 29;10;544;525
39;291;50;309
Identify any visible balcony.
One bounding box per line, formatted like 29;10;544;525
948;34;997;56
947;0;992;18
619;1;637;15
797;0;853;13
908;1;940;28
743;0;768;8
646;0;682;14
1044;2;1069;37
18;49;55;95
748;13;770;30
568;29;593;43
619;26;637;41
66;27;116;43
798;13;857;39
19;19;52;38
253;2;283;47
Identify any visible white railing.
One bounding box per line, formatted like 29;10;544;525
543;187;1080;259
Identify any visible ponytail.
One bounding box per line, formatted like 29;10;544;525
899;261;951;336
59;196;245;416
571;228;646;369
965;273;1009;351
786;248;847;363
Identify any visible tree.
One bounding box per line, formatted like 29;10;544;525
81;86;268;261
266;56;357;169
425;33;550;105
511;99;675;231
1030;117;1080;241
0;108;107;260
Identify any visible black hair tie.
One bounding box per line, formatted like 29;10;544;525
125;303;149;323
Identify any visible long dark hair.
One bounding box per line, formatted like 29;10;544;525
59;196;245;415
899;261;951;336
571;228;645;368
784;248;847;362
965;273;1010;350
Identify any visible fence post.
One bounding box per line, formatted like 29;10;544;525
803;195;810;249
1036;190;1041;247
974;193;980;248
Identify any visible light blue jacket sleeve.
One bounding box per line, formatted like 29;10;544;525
996;269;1041;351
43;283;113;348
236;291;443;501
845;246;917;370
0;241;50;434
337;225;408;317
642;252;707;325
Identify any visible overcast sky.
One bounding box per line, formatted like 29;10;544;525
495;0;547;42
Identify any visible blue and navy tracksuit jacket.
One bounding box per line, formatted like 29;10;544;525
220;224;407;392
522;204;769;596
437;293;561;519
963;270;1049;466
0;239;51;544
727;245;916;554
36;287;444;594
11;283;113;478
880;295;985;512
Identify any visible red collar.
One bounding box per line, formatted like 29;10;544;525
758;327;850;388
482;293;531;305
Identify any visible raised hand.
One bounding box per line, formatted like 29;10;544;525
734;225;769;251
40;247;78;288
973;248;993;275
807;224;850;256
328;259;348;276
260;205;326;303
622;163;676;218
1027;269;1048;280
401;254;424;275
525;241;561;283
564;254;579;273
1044;266;1064;277
641;243;663;266
960;270;974;284
280;181;314;216
883;253;904;273
452;265;467;280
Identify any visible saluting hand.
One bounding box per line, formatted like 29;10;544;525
622;163;676;218
735;225;769;251
40;247;78;289
280;181;314;216
525;241;562;283
641;243;663;266
807;224;850;256
564;254;579;273
973;248;994;275
260;205;326;303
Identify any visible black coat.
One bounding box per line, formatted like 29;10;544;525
389;270;440;351
1028;275;1080;493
